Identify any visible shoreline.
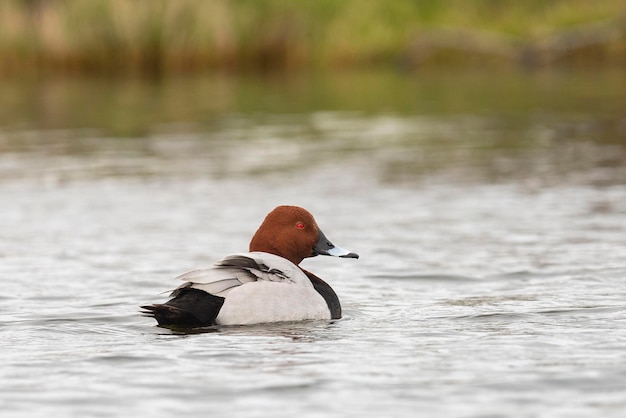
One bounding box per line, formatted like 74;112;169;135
0;1;624;76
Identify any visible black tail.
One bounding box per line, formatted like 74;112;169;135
141;288;225;328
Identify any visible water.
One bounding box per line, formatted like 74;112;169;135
1;70;626;417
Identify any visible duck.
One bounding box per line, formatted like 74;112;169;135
141;205;359;327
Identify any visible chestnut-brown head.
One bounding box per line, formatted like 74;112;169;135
249;206;359;265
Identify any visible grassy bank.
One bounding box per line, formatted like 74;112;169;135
0;0;625;75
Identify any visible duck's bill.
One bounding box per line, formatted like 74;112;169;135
313;229;359;259
325;245;359;258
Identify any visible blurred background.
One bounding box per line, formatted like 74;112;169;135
1;0;626;74
0;0;624;136
1;0;625;182
2;2;626;417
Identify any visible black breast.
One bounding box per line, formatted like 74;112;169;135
302;270;342;319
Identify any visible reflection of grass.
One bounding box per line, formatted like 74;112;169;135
0;0;624;74
1;69;624;137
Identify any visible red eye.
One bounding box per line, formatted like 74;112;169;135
296;222;305;229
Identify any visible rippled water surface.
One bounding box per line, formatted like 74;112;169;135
1;70;626;417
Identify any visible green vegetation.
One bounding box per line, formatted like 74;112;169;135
0;0;624;75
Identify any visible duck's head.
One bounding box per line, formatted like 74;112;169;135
249;205;359;265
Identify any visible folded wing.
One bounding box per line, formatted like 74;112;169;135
172;252;310;298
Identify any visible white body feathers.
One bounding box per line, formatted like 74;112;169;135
173;252;330;325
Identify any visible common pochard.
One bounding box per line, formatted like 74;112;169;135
141;205;358;327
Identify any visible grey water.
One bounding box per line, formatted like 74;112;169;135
1;70;626;417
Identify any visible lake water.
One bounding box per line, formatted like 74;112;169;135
1;69;625;417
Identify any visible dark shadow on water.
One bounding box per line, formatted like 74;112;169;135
151;319;343;340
